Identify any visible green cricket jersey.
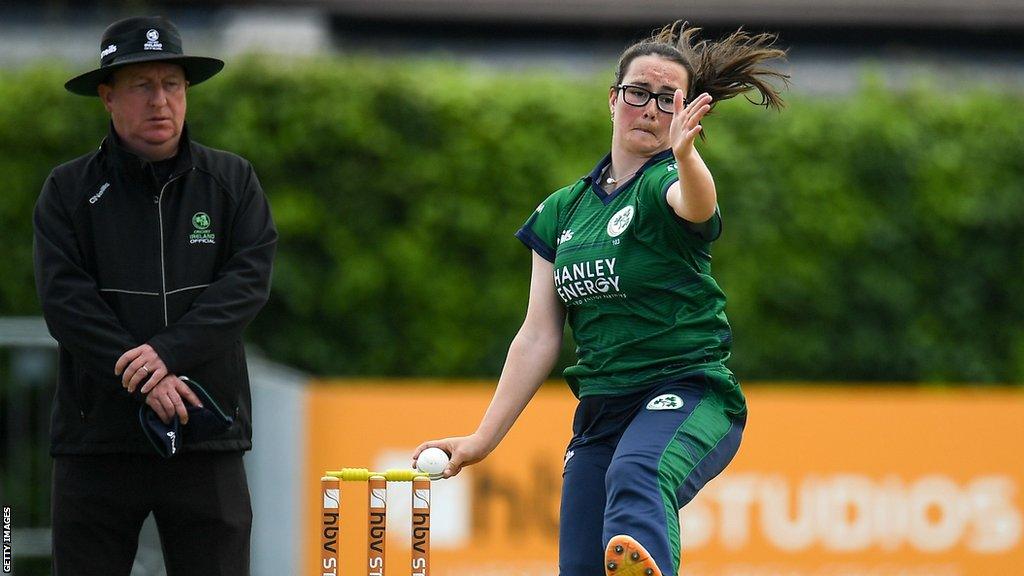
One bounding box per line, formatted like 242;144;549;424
516;150;745;415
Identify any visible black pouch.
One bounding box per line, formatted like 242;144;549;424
139;376;233;458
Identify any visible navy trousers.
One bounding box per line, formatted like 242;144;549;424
558;376;745;575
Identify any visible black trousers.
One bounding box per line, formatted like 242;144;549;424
51;452;251;576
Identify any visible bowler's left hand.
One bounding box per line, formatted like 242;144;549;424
115;344;169;394
669;91;712;160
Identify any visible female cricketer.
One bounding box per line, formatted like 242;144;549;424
414;22;788;576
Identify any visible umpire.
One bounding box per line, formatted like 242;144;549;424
33;15;277;575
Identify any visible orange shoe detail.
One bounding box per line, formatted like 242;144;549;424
604;534;662;576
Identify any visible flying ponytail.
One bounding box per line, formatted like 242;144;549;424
614;21;789;121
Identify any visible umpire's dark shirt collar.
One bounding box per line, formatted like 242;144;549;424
102;122;194;186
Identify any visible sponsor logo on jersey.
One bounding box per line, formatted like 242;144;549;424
557;229;574;245
564;449;575;468
646;394;683;410
554;258;623;305
89;182;110;204
607;205;635;237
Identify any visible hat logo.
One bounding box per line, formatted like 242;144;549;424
144;29;163;51
66;17;225;96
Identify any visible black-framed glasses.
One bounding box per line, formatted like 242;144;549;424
614;84;682;114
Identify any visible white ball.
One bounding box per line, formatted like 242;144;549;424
416;447;450;478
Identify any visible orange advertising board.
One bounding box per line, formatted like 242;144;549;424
306;382;1024;575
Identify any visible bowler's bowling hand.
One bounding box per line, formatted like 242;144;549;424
413;433;492;479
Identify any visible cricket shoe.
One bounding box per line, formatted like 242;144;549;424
604;534;661;576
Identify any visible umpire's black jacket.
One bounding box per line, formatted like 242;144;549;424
34;124;277;455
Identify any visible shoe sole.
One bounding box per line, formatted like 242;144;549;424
604;534;661;576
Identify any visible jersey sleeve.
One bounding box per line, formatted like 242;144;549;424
644;159;723;244
514;188;564;263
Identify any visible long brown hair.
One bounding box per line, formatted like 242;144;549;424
614;21;789;114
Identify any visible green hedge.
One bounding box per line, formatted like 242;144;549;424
2;58;1022;383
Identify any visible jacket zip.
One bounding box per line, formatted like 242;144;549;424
157;170;190;326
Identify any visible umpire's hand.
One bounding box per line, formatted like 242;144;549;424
141;375;204;425
115;343;169;394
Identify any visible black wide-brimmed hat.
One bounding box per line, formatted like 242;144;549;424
65;16;224;96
